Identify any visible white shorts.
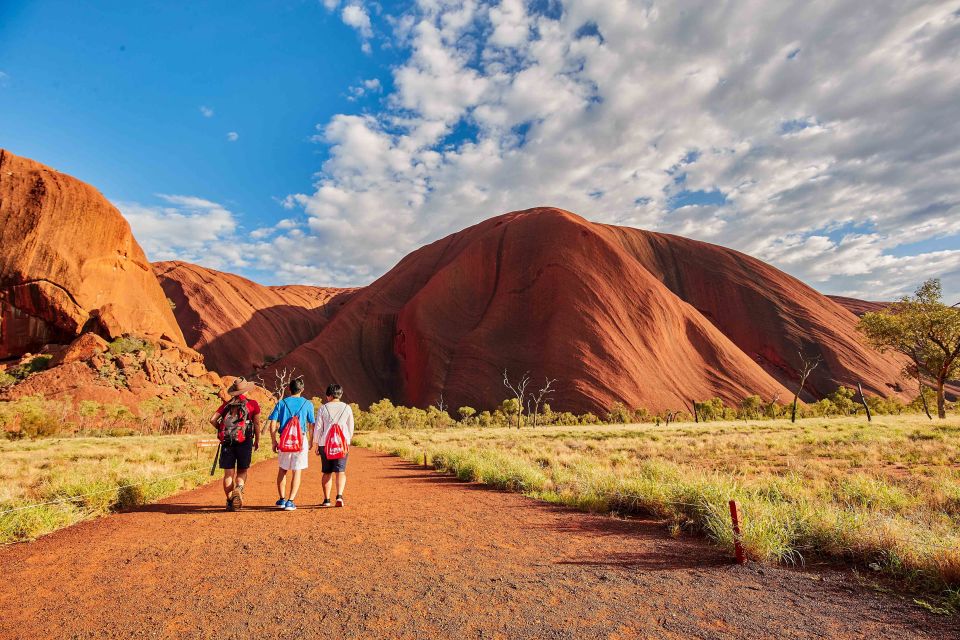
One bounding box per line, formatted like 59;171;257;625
278;447;309;471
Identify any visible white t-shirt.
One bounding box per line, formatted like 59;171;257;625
314;401;355;447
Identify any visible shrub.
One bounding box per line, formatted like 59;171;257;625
458;406;476;421
606;402;632;424
107;335;154;356
0;370;15;388
738;395;763;420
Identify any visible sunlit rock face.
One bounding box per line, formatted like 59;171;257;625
0;149;185;359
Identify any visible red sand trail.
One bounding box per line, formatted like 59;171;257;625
1;449;955;639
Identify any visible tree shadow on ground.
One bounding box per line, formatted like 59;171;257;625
384;455;735;571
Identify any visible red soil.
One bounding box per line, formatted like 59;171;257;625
154;261;354;377
0;449;953;639
0;149;185;358
262;208;906;413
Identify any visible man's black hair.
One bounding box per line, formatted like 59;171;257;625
326;383;343;399
290;377;305;395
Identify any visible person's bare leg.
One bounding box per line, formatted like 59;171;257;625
276;469;287;500
222;469;235;497
336;472;347;497
322;472;333;501
236;468;248;491
289;469;303;501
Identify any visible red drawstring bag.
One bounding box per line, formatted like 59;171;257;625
277;399;309;453
324;405;350;460
324;423;348;460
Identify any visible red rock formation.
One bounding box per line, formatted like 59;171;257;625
154;261;354;377
259;208;907;414
828;296;889;317
0;149;185;359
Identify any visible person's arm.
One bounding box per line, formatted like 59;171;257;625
209;404;224;429
345;407;356;444
314;406;326;455
267;420;280;452
252;413;261;451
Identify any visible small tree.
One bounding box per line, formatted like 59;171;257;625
255;367;296;405
791;352;821;423
503;370;530;429
859;279;960;419
528;377;557;427
457;406;476;423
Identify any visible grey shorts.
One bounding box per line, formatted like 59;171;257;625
320;451;347;473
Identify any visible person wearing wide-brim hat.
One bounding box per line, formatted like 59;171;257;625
209;378;262;511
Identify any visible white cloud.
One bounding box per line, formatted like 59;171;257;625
279;0;960;300
199;105;214;118
120;195;239;265
0;71;9;87
342;2;373;47
226;131;239;142
118;196;338;284
322;0;339;10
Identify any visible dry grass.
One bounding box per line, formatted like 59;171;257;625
0;435;273;543
356;414;960;605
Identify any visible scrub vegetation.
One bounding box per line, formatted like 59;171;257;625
356;415;960;610
0;434;273;544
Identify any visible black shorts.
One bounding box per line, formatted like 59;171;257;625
219;439;254;470
320;451;348;473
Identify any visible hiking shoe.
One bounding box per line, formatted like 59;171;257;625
231;484;244;510
283;500;297;511
320;499;333;508
335;495;344;508
226;498;235;512
275;498;286;508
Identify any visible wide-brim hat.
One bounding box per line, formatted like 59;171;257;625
227;378;256;397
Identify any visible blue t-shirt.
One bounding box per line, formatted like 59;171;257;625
269;396;315;434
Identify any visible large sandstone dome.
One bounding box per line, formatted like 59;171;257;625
0;150;185;358
154;261;353;376
241;207;906;414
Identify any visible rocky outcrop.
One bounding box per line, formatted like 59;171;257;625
154;261;354;376
257;208;906;414
827;296;889;317
1;333;218;410
0;149;185;360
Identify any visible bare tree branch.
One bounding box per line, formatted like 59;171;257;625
503;369;531;429
790;351;821;423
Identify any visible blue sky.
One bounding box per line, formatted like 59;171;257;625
0;0;395;284
1;1;958;301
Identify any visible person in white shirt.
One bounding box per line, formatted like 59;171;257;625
314;383;355;507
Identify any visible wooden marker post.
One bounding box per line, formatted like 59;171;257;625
729;500;746;564
424;451;429;469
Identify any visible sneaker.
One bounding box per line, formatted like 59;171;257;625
320;499;333;508
275;498;286;508
335;495;344;508
283;500;297;511
226;498;235;512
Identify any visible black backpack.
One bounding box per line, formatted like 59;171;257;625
218;398;250;445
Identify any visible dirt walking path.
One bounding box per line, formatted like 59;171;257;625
1;448;956;639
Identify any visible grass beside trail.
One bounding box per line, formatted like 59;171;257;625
0;435;274;544
355;415;960;611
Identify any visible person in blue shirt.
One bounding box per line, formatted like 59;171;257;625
267;377;315;511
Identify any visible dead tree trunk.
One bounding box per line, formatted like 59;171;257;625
690;400;699;423
791;352;821;423
856;382;872;422
919;380;933;420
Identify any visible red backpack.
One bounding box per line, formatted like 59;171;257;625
323;404;350;460
217;398;249;444
277;398;309;453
